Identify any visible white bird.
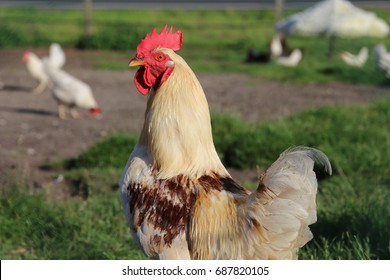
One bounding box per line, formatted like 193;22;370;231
339;47;368;67
374;44;390;77
23;43;66;94
43;59;102;119
48;43;66;69
270;34;283;58
23;51;49;94
276;49;303;67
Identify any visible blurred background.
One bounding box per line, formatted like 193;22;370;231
0;0;389;260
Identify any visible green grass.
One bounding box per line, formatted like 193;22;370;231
1;7;390;85
0;188;146;259
1;97;389;260
65;133;138;170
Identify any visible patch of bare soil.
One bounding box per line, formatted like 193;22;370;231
1;48;389;188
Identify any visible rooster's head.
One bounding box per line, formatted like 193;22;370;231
129;25;183;95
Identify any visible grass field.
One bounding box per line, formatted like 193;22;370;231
0;7;389;260
1;7;390;85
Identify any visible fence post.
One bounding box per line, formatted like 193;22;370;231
275;0;284;23
84;0;93;36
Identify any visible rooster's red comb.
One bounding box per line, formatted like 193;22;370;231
136;25;183;57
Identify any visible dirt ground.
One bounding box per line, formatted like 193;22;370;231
1;48;390;187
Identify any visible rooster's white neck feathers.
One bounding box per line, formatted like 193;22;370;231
139;48;228;179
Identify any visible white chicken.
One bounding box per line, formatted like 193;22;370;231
374;44;390;77
43;59;102;119
339;47;368;67
23;51;49;94
48;43;66;69
120;26;331;260
276;48;303;67
23;43;66;94
270;34;283;58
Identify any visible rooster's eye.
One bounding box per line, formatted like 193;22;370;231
155;54;165;61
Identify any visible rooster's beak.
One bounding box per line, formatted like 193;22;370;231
129;57;144;67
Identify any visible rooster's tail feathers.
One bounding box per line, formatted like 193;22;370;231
245;146;331;259
276;146;332;175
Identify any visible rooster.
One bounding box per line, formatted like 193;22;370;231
23;43;66;94
120;26;332;260
339;47;368;67
42;59;102;119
